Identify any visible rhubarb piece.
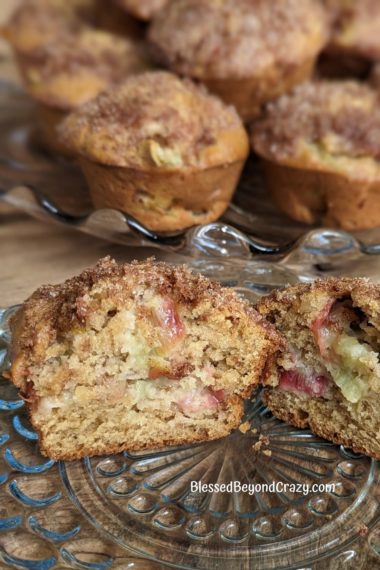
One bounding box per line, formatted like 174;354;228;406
257;279;380;459
9;257;281;460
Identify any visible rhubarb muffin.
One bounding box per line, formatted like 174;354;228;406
58;71;249;232
16;28;149;155
257;278;380;459
148;0;329;121
10;257;281;460
323;0;380;61
114;0;170;21
251;80;380;231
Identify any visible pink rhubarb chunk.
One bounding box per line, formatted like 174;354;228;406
177;388;225;415
279;370;330;398
155;297;185;342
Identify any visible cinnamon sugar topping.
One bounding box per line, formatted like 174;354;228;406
252;80;380;162
59;71;247;168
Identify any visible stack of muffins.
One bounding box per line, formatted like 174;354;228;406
3;0;380;232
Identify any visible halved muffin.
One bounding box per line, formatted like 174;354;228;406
251;80;380;231
323;0;380;61
10;257;281;460
58;71;249;231
114;0;170;21
148;0;329;121
257;279;380;459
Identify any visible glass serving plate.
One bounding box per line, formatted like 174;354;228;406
2;80;380;282
0;264;380;570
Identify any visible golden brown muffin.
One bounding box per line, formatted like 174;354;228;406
10;257;281;460
251;80;380;231
114;0;170;21
1;0;93;53
148;0;329;121
257;278;380;460
58;71;249;232
16;28;149;156
323;0;380;61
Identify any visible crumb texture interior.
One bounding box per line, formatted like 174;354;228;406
258;279;380;459
11;258;277;459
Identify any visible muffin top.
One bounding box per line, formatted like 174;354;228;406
115;0;170;20
18;28;150;110
251;80;380;168
148;0;329;79
2;0;94;53
323;0;380;60
59;71;249;169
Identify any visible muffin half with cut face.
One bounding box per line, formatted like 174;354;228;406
251;79;380;231
10;257;281;460
58;71;249;232
148;0;329;121
257;278;380;459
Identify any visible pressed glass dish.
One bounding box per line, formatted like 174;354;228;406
0;264;380;569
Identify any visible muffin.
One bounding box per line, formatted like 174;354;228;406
316;52;371;80
251;80;380;231
15;27;149;155
257;278;380;459
1;0;93;53
10;257;281;460
114;0;170;21
58;71;249;232
148;0;329;121
323;0;380;61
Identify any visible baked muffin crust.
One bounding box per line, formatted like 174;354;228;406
148;0;328;80
251;80;380;230
323;0;380;60
252;80;380;169
59;71;249;169
18;28;149;111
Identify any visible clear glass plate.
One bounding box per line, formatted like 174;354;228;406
1;267;380;570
